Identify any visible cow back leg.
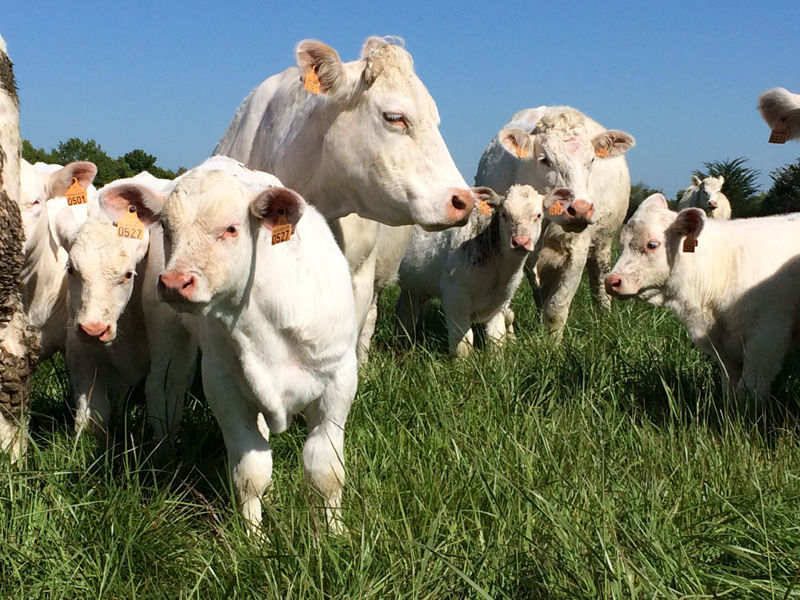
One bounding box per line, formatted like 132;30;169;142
734;325;792;412
356;289;379;365
202;361;272;536
395;288;427;344
586;237;613;311
302;362;356;533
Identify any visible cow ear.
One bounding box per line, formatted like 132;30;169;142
640;193;670;211
498;128;536;160
672;207;706;239
98;183;164;226
47;161;97;197
52;205;80;251
691;175;702;187
592;130;635;158
296;40;347;99
717;175;725;186
471;186;503;208
251;187;306;232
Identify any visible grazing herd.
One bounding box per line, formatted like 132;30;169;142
0;33;798;532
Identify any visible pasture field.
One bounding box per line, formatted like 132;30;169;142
3;280;800;599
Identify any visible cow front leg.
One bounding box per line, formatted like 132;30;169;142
536;240;589;339
484;309;508;350
734;326;791;411
587;238;614;311
442;292;474;356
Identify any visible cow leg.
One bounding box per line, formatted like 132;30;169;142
203;362;272;535
356;288;380;365
586;237;613;311
536;236;590;338
442;291;474;356
0;309;37;462
145;315;197;457
484;309;508;350
735;327;791;410
72;364;110;441
395;288;426;343
302;364;355;534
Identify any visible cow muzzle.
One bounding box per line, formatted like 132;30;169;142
158;270;197;303
511;235;532;251
77;321;114;343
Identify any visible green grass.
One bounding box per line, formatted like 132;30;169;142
3;280;800;598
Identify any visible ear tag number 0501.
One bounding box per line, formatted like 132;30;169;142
66;177;88;206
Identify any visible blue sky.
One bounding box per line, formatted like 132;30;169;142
4;1;798;197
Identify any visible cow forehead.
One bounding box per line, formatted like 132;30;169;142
702;178;723;193
366;47;439;123
166;171;249;227
533;109;592;157
72;219;136;270
504;185;543;214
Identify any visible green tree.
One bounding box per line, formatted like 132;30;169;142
21;139;56;164
760;158;800;216
627;182;663;220
123;149;157;173
51;138;128;186
693;157;761;218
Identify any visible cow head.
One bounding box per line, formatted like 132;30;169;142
156;169;307;313
497;107;634;232
294;37;474;230
605;194;706;304
61;183;162;343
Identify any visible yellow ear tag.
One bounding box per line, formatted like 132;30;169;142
682;234;698;253
116;206;144;240
304;66;321;95
271;212;292;245
548;200;564;216
769;122;789;144
65;177;88;206
594;146;610;158
477;199;493;216
515;146;529;159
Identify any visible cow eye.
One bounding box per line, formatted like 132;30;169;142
382;112;408;131
220;225;239;240
123;271;134;281
538;154;551;167
646;240;660;250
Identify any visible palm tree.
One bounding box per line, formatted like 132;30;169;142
693;157;761;217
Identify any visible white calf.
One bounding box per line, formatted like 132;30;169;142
677;175;731;220
397;185;546;356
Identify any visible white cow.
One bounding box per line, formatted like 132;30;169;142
18;159;98;356
397;185;548;355
605;194;800;405
476;106;635;337
758;87;800;142
54;173;174;438
215;36;476;363
0;33;38;461
677;175;731;219
133;161;358;534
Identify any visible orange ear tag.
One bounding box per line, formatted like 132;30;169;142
271;212;293;245
65;177;88;206
548;201;564;216
682;234;698;253
515;146;529;159
594;146;609;158
116;206;145;240
769;122;789;144
304;66;321;95
477;199;493;216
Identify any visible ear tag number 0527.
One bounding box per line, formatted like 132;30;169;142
66;177;88;206
116;206;144;240
271;211;292;245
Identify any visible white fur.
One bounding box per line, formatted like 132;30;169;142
151;159;358;534
608;195;800;404
475;106;635;337
677;176;731;220
758;87;800;141
397;185;545;355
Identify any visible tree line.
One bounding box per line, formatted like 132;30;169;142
22;138;184;187
628;156;800;220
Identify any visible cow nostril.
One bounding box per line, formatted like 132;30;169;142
451;195;466;211
567;206;577;217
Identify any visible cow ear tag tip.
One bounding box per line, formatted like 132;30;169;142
271;209;293;245
304;66;321;95
66;177;88;206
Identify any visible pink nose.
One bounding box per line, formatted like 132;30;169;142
78;321;112;342
159;271;196;300
511;235;531;250
604;273;622;294
445;188;476;224
566;199;595;222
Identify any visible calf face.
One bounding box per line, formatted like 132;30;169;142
295;38;475;229
497;108;634;231
605;194;706;301
496;184;544;251
154;171;306;313
59;184;160;342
